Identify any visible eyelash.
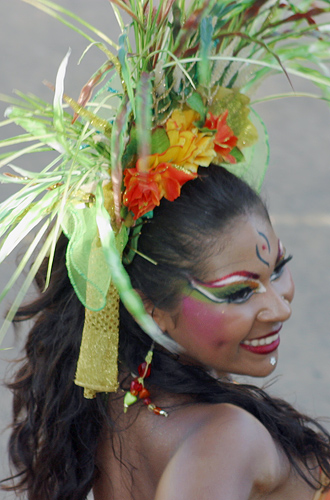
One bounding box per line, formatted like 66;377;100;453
225;255;293;305
270;255;293;282
225;287;254;304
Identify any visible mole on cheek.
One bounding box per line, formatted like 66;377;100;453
181;296;229;346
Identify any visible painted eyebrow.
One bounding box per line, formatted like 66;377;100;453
193;270;260;288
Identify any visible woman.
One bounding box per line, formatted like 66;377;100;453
6;166;330;500
2;1;330;499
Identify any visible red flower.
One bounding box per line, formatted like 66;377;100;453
204;110;238;164
123;168;161;220
123;163;196;219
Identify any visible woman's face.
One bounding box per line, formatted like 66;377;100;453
157;212;295;378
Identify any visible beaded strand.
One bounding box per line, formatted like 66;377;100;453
123;346;168;417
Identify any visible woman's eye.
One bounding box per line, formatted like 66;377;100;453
225;287;254;304
270;255;293;282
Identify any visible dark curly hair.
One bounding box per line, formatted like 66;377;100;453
3;166;330;500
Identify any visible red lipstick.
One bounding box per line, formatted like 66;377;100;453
240;326;282;355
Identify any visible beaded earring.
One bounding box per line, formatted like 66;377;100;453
123;344;168;417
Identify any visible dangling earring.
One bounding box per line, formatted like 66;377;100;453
123;343;168;417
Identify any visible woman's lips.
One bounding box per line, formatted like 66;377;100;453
240;326;282;355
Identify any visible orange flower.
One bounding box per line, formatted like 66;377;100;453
205;110;238;164
123;163;196;219
123;108;220;219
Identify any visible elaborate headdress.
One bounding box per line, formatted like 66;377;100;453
1;0;330;398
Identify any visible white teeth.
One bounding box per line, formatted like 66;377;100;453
242;333;279;347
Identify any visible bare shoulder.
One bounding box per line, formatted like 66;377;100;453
155;404;286;500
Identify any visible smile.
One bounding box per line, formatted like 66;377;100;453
240;327;282;355
242;332;279;347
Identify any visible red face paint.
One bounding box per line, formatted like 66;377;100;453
181;295;230;347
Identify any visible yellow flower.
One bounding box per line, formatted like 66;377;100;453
166;129;215;172
166;108;200;132
163;109;215;173
136;108;215;175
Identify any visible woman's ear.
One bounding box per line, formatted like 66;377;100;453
134;289;154;316
135;290;176;334
151;306;177;334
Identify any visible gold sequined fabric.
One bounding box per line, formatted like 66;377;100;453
75;280;120;398
75;182;121;399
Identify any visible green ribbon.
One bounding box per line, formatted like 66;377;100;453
62;204;111;311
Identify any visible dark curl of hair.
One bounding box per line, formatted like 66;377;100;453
3;165;330;500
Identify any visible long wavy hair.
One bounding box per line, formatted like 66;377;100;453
3;166;330;500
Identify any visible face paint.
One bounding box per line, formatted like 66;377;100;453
256;230;271;267
187;270;266;305
160;213;295;379
270;241;293;282
258;231;271;252
181;295;229;345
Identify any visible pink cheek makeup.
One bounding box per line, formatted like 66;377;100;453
181;295;231;347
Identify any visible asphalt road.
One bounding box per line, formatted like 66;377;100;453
0;1;330;498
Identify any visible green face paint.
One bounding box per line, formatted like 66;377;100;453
186;271;266;305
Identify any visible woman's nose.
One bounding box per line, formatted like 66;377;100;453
257;270;294;322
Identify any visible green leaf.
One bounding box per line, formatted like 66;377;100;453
198;16;214;87
53;48;71;146
151;128;170;155
186;92;206;121
6;107;65;152
0;189;60;261
230;147;244;163
118;32;136;116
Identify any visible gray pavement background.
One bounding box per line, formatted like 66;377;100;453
0;1;330;497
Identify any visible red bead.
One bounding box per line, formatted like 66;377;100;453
143;397;152;406
130;379;143;394
139;388;150;399
152;406;168;417
138;362;151;378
